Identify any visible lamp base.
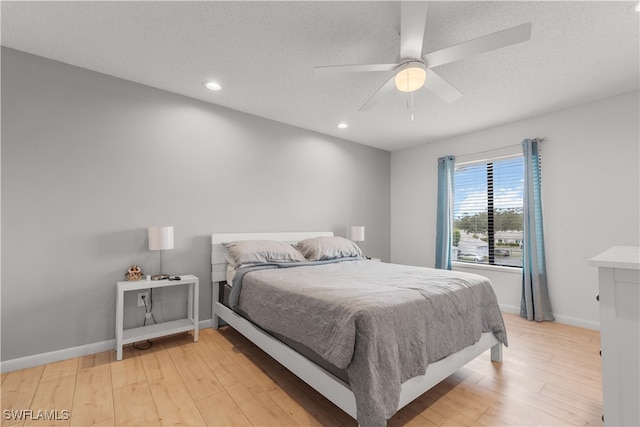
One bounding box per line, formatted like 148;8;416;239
151;274;170;281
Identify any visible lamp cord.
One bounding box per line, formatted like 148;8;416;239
133;289;157;351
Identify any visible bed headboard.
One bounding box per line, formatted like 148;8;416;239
210;231;334;283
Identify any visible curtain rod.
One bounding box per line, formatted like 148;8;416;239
455;137;547;161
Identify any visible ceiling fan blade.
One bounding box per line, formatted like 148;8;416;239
359;76;397;111
424;69;463;103
314;63;398;74
423;22;532;69
400;1;429;59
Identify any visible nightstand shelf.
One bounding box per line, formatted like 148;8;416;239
121;318;195;343
116;274;199;361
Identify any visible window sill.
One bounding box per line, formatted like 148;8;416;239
452;261;522;275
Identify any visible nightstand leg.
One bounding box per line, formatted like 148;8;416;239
193;280;199;342
116;289;124;361
188;284;193;322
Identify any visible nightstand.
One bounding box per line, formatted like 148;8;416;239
115;274;199;361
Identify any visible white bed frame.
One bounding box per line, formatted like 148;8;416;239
211;232;503;421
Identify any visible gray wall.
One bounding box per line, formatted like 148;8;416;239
391;90;640;329
1;47;391;361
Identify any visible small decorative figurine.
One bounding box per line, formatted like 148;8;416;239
126;265;143;281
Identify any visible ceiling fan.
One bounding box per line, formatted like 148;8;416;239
315;2;532;111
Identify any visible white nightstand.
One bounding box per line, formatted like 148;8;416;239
115;274;199;361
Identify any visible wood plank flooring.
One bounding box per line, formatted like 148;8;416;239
1;313;602;426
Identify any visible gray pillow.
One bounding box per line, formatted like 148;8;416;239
295;236;364;261
222;240;306;268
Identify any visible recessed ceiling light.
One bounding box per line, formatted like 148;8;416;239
204;81;222;91
337;123;348;129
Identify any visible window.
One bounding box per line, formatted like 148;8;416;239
453;156;523;268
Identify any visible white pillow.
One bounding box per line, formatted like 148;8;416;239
222;239;306;268
295;236;363;261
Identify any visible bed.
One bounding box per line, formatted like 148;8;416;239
211;231;506;426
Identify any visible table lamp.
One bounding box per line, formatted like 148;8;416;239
350;225;365;246
148;226;174;280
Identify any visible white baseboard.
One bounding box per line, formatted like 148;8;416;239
500;303;600;331
499;303;520;315
1;340;116;373
1;319;213;373
552;314;599;331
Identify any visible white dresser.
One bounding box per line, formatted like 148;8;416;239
589;246;640;427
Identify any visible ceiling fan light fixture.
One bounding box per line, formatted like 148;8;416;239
395;62;426;93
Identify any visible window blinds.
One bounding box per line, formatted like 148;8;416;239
453;156;524;267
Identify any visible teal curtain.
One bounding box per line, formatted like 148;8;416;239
521;139;554;321
435;155;455;270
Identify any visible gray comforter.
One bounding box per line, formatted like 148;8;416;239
233;259;507;427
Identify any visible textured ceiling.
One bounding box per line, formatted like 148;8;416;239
2;1;639;151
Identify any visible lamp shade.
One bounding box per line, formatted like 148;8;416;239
350;226;365;242
148;226;174;251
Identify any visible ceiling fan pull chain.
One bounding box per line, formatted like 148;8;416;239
405;91;415;122
410;91;415;122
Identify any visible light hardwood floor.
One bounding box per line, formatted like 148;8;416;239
1;313;602;426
